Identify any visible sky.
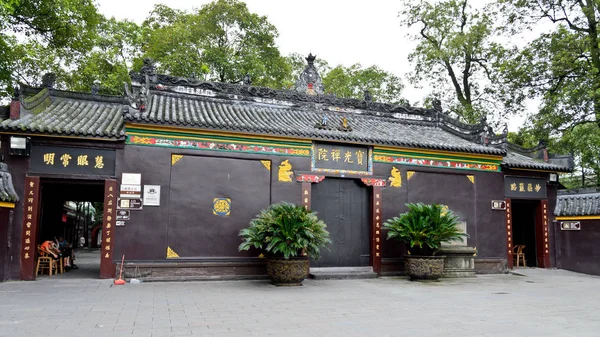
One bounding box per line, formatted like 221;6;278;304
96;0;527;131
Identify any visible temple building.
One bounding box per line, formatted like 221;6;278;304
0;55;578;281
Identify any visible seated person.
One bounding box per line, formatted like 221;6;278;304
40;240;61;259
55;237;75;268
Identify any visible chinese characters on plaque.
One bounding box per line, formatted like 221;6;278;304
102;182;117;260
30;146;115;176
312;142;372;175
504;176;547;199
21;178;38;261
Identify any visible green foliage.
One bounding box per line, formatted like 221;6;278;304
141;0;289;87
322;64;405;104
383;203;468;256
0;0;101;97
400;0;519;123
66;18;143;95
238;202;331;260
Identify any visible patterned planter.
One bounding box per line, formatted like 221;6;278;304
266;256;310;286
404;255;445;280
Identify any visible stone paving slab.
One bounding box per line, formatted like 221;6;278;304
0;269;599;337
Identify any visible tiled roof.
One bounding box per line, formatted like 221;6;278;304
0;163;19;203
502;151;572;172
555;189;600;216
0;88;125;140
124;90;504;155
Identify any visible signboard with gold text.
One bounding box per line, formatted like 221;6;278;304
311;142;372;175
30;146;116;176
504;176;547;199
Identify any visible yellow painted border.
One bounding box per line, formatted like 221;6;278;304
0;201;15;208
374;145;503;162
555;216;600;220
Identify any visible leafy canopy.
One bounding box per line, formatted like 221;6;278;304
383;203;468;256
238;202;331;260
401;0;519;124
142;0;289;88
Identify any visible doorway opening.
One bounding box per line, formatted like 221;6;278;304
310;178;370;267
37;179;105;278
511;199;539;267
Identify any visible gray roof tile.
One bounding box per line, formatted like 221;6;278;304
502;152;571;172
555;190;600;216
0;89;125;140
125;92;504;155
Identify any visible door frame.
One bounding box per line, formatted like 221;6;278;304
19;177;117;280
505;198;551;269
297;174;386;274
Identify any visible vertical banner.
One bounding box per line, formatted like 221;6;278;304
537;200;551;268
371;186;383;275
505;198;513;269
301;182;311;210
100;179;118;279
20;176;40;280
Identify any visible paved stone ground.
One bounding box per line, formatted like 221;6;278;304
0;268;598;337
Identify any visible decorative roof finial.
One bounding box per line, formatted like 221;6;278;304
306;53;317;66
294;53;325;95
41;73;56;89
364;90;372;102
432;99;442;112
243;74;252;86
91;80;100;95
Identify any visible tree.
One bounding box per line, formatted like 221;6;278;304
322;64;405;104
498;0;600;131
0;0;101;97
141;0;289;88
66;18;143;95
400;0;519;124
283;53;405;104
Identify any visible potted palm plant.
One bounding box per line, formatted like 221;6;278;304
238;202;331;286
383;203;468;280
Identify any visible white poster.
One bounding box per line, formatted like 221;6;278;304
143;185;161;206
122;173;142;185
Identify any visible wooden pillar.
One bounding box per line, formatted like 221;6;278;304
536;200;551;268
20;176;41;280
99;179;117;279
505;198;513;269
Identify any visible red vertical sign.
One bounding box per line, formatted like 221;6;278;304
100;179;118;279
20;176;40;280
505;198;513;269
537;200;551;268
371;186;383;275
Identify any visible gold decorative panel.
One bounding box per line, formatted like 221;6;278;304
166;246;180;258
171;154;184;166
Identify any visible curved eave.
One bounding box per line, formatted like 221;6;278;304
502;163;572;173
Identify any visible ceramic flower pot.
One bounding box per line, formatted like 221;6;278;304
266;256;310;286
404;255;445;280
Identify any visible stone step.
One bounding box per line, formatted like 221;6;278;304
309;266;378;280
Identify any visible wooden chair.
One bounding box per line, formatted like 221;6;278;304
513;245;526;267
36;246;54;276
35;246;63;276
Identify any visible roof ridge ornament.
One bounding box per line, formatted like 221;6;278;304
294;53;325;95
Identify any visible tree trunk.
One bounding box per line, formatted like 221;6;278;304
582;1;600;126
